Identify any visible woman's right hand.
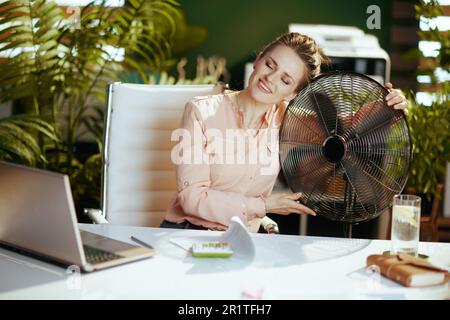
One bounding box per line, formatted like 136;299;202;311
264;192;316;216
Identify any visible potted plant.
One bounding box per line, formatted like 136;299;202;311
404;0;449;203
407;82;450;205
0;0;181;218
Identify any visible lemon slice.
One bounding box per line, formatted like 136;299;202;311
393;205;418;227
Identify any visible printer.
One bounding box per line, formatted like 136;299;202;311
245;24;390;86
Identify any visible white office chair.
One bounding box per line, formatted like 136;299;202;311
87;83;279;233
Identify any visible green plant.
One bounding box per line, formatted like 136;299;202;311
405;0;450;201
407;83;450;201
415;0;449;77
0;114;58;165
0;0;181;211
0;0;224;216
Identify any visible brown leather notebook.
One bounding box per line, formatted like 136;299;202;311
366;253;449;287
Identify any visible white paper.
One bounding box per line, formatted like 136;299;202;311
167;216;255;260
220;216;255;259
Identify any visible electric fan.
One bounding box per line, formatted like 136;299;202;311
279;71;412;230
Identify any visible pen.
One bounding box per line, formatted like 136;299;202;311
130;236;154;249
169;239;191;252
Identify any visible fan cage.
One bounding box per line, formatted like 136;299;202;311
279;71;412;223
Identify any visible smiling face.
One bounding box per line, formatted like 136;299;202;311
247;44;307;105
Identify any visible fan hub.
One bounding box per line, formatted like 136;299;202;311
322;135;346;163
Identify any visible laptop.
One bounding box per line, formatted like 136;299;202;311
0;161;156;272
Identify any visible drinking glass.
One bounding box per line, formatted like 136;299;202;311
391;194;421;256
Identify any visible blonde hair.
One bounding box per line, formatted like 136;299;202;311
260;32;330;91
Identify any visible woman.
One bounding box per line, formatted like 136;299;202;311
162;32;408;231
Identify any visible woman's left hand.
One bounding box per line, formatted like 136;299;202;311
385;83;409;114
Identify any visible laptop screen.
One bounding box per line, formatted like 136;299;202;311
0;161;85;266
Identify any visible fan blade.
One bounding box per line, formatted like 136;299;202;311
282;110;327;145
347;100;400;140
346;149;405;193
280;143;322;165
340;158;390;220
310;91;344;136
305;165;348;220
346;116;411;195
282;145;335;195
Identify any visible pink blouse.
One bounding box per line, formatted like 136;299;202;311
165;93;284;230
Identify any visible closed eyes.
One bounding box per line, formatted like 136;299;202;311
265;58;292;86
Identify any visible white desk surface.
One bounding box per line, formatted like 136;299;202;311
1;224;449;300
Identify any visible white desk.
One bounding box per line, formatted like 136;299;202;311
0;224;449;299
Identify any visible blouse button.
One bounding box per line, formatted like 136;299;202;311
183;181;189;187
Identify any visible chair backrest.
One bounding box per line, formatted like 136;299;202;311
102;83;225;227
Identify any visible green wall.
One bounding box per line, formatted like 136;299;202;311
178;0;393;88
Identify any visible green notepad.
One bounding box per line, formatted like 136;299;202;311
191;242;234;258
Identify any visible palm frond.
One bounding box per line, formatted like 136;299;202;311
0;114;59;165
0;132;37;164
0;0;65;111
0;0;189;209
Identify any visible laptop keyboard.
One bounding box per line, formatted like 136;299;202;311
83;245;124;264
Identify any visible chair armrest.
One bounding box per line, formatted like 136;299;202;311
261;216;279;234
84;208;109;224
